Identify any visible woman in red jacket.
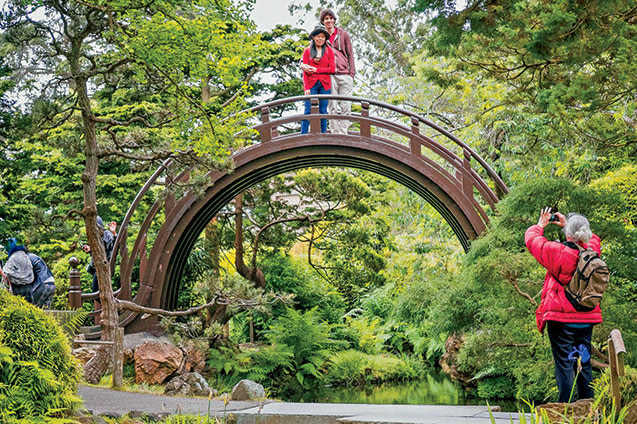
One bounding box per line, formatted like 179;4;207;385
525;208;602;402
300;23;335;134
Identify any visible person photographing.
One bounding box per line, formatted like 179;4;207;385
525;208;605;402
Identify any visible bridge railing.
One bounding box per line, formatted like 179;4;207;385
76;95;507;334
249;95;507;212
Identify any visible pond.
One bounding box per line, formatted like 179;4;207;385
285;370;522;412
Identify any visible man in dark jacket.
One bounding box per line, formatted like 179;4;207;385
83;216;115;293
29;252;55;308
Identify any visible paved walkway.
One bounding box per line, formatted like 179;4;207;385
79;385;526;424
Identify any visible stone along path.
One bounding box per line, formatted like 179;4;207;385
79;385;527;424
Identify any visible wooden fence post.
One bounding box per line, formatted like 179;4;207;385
112;327;125;388
68;257;82;309
609;329;626;415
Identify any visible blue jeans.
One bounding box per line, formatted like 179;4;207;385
547;321;594;402
301;81;330;134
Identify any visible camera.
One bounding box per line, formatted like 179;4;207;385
548;207;559;222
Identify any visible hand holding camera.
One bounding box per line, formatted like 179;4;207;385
538;207;566;228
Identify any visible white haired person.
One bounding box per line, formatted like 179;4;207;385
525;209;602;402
1;237;35;303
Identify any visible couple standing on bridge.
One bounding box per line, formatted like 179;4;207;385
300;9;356;134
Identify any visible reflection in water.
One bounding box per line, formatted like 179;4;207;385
319;374;460;405
286;370;522;412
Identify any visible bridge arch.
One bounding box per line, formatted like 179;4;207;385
84;95;508;334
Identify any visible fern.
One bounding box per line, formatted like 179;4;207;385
0;291;81;421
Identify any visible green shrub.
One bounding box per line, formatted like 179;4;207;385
0;290;81;421
477;375;516;399
325;349;421;386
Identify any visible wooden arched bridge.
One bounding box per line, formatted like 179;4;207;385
78;94;508;335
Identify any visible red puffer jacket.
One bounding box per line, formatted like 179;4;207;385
525;224;603;333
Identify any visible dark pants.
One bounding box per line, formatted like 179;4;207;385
301;81;330;134
33;282;55;309
547;321;594;402
12;283;34;304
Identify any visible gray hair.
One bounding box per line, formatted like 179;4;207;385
563;213;592;243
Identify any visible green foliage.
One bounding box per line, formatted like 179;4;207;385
433;177;637;402
593;366;637;411
325;349;421;387
0;291;81;421
419;0;637;164
477;376;517;400
211;307;340;397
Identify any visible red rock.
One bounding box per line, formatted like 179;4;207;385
134;340;183;384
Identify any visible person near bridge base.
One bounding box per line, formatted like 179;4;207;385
525;209;602;402
1;237;34;303
29;252;55;309
83;216;115;293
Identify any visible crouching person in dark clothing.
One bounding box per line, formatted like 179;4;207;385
525;208;602;402
29;253;55;309
1;238;35;303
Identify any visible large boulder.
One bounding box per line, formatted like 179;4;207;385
164;372;216;397
231;379;265;401
134;340;183;384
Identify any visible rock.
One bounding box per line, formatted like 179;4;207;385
134;340;183;385
164;372;216;397
439;333;473;386
73;347;97;366
76;415;108;424
180;340;207;374
625;401;637;424
538;398;594;424
231;379;265;401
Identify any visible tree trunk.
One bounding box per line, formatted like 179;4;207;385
75;74;118;343
234;194;266;288
83;346;111;385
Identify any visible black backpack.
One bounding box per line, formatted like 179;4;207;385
564;245;609;312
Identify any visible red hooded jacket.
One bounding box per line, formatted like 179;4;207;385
525;224;603;333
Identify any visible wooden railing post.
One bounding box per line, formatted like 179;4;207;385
310;98;320;134
609;329;626;415
360;101;370;138
68;256;82;309
410;117;421;157
112;327;124;388
260;107;272;142
461;149;473;199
